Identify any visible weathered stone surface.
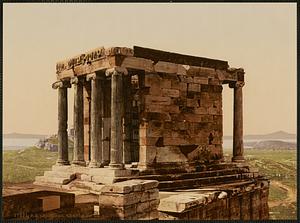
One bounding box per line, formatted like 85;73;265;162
144;95;172;105
158;194;208;213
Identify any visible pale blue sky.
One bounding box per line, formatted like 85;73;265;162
3;3;297;135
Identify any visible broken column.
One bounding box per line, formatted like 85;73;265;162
52;80;71;165
71;77;85;166
87;73;104;167
231;81;245;162
106;67;127;169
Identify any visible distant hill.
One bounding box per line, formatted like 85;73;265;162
244;140;296;150
224;131;296;140
3;132;47;139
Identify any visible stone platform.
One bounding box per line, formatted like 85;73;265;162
34;162;262;194
158;178;270;220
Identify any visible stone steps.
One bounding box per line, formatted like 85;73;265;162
114;167;249;183
158;172;257;191
139;168;246;181
34;176;72;185
44;170;76;180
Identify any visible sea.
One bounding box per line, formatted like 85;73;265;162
3;137;43;150
2;137;296;151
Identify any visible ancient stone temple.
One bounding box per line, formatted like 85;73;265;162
34;46;269;220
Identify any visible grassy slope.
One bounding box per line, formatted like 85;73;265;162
3;147;57;183
245;149;297;220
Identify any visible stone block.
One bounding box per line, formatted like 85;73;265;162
136;201;150;213
37;195;60;212
171;80;187;91
158;194;208;213
145;104;180;114
100;179;149;194
188;83;201;92
178;75;194;83
194;107;208;115
99;192;142;206
156;146;188;162
145;95;171;106
162;88;180;97
144;73;161;87
158;79;171;89
154;61;179;74
140;180;159;191
193;76;208;84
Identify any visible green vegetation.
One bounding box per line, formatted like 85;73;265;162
3;145;74;183
245;149;297;220
224;147;296;220
3;147;58;183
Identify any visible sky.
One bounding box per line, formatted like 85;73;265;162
3;3;297;136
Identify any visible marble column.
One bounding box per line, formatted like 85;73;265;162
71;77;85;166
53;81;71;165
87;73;103;168
230;81;245;162
106;67;128;169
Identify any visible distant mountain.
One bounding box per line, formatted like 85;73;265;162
3;132;47;139
244;140;296;150
224;131;296;140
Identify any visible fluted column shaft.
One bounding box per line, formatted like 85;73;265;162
53;81;70;165
88;73;103;167
106;67;127;169
231;82;245;162
71;77;85;166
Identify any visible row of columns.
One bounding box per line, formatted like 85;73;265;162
53;67;245;169
53;67;129;169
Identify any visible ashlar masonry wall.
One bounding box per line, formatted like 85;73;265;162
138;68;223;170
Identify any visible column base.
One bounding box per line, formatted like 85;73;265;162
101;160;110;166
89;161;103;168
232;156;245;162
109;163;125;169
56;160;70;166
72;160;86;166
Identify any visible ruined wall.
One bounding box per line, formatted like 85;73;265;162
138;69;223;169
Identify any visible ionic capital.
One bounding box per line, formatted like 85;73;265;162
105;67;128;77
70;76;85;85
86;73;105;81
229;81;245;89
52;81;71;89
